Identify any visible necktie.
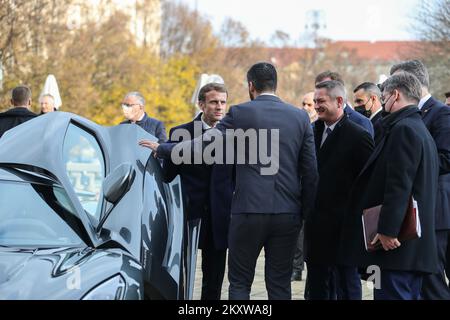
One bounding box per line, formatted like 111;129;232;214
321;127;332;147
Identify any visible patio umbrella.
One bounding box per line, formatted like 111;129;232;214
191;73;225;113
41;74;62;109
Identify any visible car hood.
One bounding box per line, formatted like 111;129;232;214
0;247;142;299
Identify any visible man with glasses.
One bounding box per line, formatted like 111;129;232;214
340;72;439;300
120;91;167;142
390;60;450;300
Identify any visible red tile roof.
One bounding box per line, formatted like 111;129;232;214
257;41;419;67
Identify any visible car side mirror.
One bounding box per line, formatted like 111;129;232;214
103;163;136;204
97;163;135;233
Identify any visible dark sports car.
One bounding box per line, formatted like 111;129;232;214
0;112;198;300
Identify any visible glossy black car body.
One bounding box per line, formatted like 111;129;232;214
0;112;194;300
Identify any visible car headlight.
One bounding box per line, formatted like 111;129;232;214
82;275;126;300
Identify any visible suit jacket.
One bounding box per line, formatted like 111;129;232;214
371;110;384;145
305;115;374;265
121;113;167;142
345;104;374;138
421;96;450;230
0;107;37;138
339;106;439;274
158;95;319;218
162;113;233;250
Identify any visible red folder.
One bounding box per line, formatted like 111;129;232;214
362;197;421;252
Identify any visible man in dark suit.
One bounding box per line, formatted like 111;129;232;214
120;91;167;142
353;82;384;144
315;71;374;138
444;92;450;107
304;80;374;300
159;83;232;300
0;86;37;138
390;60;450;300
339;72;440;300
141;62;319;300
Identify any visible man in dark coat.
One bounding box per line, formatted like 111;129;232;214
0;86;37;138
390;60;450;300
304;80;374;300
120;91;167;142
339;72;440;300
353;82;384;144
159;83;233;300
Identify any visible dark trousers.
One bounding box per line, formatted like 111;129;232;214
446;232;450;288
228;213;301;300
292;223;305;273
306;264;362;300
422;230;450;300
375;270;423;300
201;246;227;300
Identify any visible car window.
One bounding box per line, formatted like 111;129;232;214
63;124;105;223
0;180;83;247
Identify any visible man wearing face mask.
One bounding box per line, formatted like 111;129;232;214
120;91;167;142
339;72;439;300
353;82;384;144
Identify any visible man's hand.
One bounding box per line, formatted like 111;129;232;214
139;139;160;151
371;234;401;251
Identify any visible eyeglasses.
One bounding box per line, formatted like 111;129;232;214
121;103;140;108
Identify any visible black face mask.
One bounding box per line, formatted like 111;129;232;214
355;98;373;118
355;105;372;118
381;94;393;116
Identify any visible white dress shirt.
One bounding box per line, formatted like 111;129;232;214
321;121;338;147
418;94;432;110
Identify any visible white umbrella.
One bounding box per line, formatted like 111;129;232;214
41;74;62;109
191;73;225;112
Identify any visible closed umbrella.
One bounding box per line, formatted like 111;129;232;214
41;74;62;110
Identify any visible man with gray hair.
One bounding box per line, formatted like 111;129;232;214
391;60;450;300
120;91;167;142
340;72;440;300
39;94;56;114
305;80;374;300
0;85;37;138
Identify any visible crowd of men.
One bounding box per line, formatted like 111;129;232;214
1;59;449;301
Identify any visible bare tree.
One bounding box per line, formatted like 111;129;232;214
412;0;450;97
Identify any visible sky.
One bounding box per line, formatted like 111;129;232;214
178;0;422;43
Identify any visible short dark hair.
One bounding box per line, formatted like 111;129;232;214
11;86;32;106
390;60;430;89
315;71;345;85
353;82;381;98
445;92;450;98
247;62;277;92
382;72;422;104
198;83;228;102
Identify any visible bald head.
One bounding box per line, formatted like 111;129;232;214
301;91;318;123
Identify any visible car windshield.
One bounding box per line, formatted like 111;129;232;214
0;180;83;248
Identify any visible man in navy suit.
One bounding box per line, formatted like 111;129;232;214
120;91;167;142
141;62;319;300
158;83;233;300
353;82;384;144
315;71;374;138
390;60;450;300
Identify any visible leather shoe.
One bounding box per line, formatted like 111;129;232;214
291;271;303;281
